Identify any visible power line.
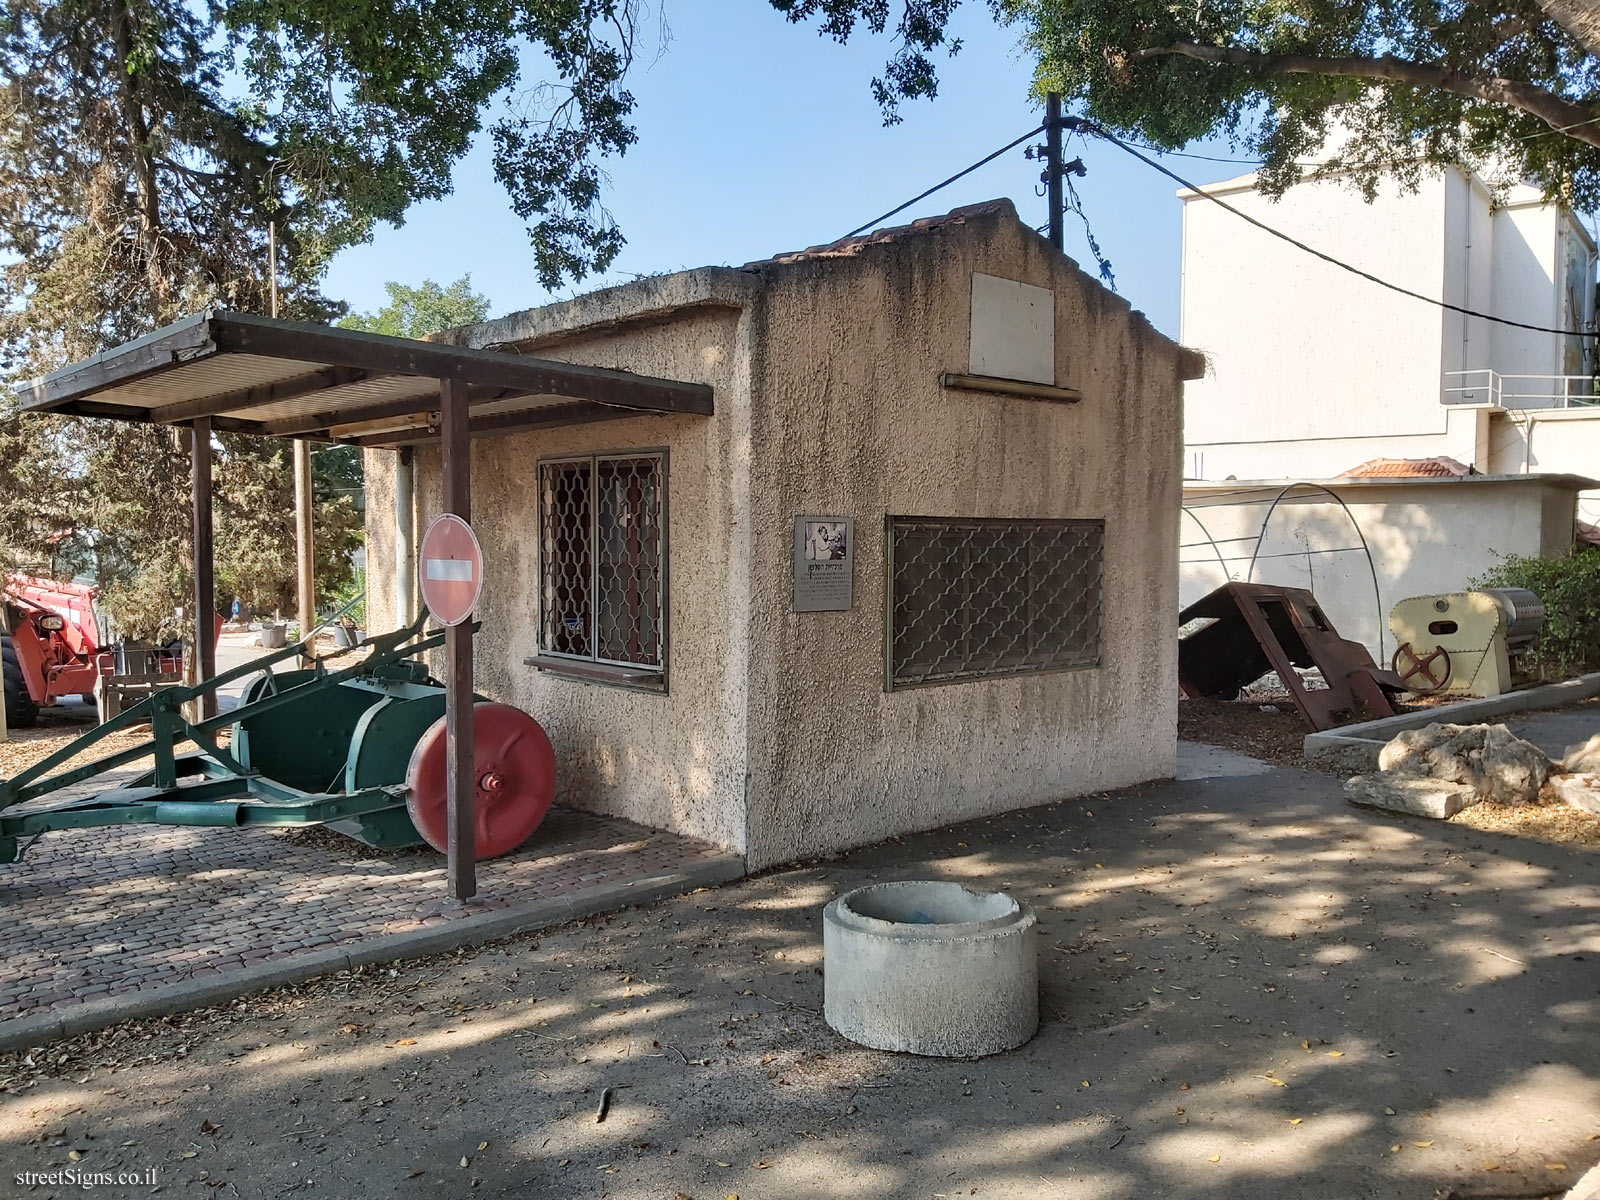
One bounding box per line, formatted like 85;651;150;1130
1071;117;1599;341
843;124;1044;239
1123;140;1267;165
1125;113;1600;176
839;112;1598;341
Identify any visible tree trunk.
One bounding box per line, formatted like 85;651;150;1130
1535;0;1600;60
109;0;164;301
1137;42;1600;149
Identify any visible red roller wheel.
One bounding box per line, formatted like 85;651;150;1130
404;702;556;859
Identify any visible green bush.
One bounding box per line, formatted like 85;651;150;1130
329;567;366;630
1472;549;1600;678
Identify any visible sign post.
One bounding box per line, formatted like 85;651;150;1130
420;499;484;899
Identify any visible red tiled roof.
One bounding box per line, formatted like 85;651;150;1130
744;200;1018;269
1577;520;1600;549
1340;456;1476;479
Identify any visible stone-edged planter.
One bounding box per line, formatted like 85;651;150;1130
823;880;1038;1057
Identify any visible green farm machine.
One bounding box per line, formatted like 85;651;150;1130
0;614;555;866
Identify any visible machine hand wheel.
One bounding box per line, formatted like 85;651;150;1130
404;702;557;859
1391;641;1452;694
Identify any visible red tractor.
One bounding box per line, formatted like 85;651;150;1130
2;576;103;727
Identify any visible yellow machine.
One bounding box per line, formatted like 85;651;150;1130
1388;588;1545;697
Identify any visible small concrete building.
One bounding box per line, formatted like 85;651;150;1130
364;200;1201;870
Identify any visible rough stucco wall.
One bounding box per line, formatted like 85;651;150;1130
363;450;398;636
370;303;756;853
740;212;1187;869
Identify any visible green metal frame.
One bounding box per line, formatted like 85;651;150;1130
0;612;464;864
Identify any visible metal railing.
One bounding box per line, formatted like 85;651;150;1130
1444;369;1600;408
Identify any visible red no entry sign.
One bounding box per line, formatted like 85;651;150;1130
419;514;484;626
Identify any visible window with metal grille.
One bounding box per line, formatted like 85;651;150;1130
537;452;666;676
886;516;1104;689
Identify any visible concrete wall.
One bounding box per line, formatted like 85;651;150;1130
1487;409;1600;523
742;209;1192;867
366;270;762;854
1489;201;1561;381
1181;172;1451;465
1185;406;1488;481
1180;477;1581;660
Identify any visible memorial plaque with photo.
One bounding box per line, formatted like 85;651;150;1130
793;516;853;611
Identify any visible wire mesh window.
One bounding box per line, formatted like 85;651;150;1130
538;452;666;671
886;516;1104;689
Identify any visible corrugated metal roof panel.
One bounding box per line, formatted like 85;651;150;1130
18;311;713;444
71;354;318;411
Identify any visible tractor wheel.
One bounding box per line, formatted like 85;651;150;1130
1;636;39;729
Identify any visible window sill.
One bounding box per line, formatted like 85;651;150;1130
525;655;667;693
939;371;1081;404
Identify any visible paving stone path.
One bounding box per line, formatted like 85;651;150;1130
0;807;733;1023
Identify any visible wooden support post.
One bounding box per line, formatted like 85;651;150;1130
190;417;217;719
440;376;476;900
0;603;9;743
293;439;315;652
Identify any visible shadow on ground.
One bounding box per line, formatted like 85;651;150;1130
1;764;1597;1199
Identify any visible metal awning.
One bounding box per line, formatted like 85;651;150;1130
14;309;714;902
17;310;714;446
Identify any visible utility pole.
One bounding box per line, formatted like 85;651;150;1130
1045;92;1064;251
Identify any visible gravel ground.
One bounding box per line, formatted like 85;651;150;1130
0;713;142;784
1181;696;1600;852
3;765;1598;1200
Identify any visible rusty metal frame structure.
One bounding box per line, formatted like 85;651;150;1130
1178;581;1404;731
15;311;715;899
1181;481;1387;662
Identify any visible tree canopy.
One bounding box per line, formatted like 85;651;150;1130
1;0;643;379
0;0;629;636
773;0;1600;208
339;276;493;341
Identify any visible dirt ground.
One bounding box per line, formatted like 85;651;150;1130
1178;698;1312;770
3;765;1598;1199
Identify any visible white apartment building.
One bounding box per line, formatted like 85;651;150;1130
1177;164;1600;660
1181;165;1598;500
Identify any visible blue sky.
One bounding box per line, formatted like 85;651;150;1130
322;4;1257;340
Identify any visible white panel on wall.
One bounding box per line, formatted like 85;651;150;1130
969;272;1055;384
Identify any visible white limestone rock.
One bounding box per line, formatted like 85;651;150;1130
1377;722;1551;804
1563;733;1600;775
1549;773;1600;815
1345;774;1482;819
